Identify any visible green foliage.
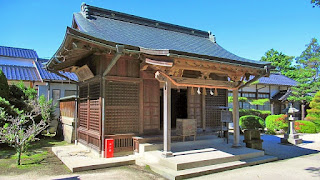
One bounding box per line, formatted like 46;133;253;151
288;68;315;107
295;120;318;133
228;96;248;103
250;98;269;106
265;114;288;134
296;38;320;82
239;109;271;120
311;0;320;7
260;49;295;75
0;70;9;99
239;115;265;130
305;91;320;131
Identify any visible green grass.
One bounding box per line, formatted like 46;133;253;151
0;137;71;176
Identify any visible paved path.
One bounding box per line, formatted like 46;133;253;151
1;133;319;180
190;133;320;180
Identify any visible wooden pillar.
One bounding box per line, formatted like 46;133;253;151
271;102;274;115
232;89;241;147
163;80;173;157
202;92;206;131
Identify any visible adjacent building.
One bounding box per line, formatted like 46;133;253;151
229;73;297;114
0;46;78;115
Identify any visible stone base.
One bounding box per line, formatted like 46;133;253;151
162;151;173;158
281;134;303;145
243;139;263;150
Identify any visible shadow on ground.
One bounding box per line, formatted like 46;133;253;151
261;134;319;160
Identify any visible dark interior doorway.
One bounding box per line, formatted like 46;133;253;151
160;89;188;130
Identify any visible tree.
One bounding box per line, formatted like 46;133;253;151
0;97;52;165
288;68;315;120
311;0;320;7
296;38;320;82
0;69;9;99
305;91;320;131
260;49;295;75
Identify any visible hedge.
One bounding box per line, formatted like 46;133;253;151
295;120;317;133
239;109;271;120
265;114;288;134
239;115;265;130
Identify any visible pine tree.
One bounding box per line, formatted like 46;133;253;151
306;91;320;131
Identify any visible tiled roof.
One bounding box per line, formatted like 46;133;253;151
35;59;78;81
0;65;41;81
272;89;292;102
257;74;297;86
72;4;268;66
0;46;38;59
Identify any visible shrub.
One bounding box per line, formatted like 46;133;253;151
239;115;265;130
306;91;320;131
239;109;271;120
295;120;317;133
265;114;288;134
0;70;9;99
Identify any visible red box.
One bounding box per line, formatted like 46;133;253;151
104;139;114;158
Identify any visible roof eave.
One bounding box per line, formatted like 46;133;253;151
47;27;271;72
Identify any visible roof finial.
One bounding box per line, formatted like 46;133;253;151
208;31;216;43
81;2;90;19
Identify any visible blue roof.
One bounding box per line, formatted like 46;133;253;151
0;46;38;59
35;59;78;81
257;74;297;86
72;4;267;66
0;65;41;81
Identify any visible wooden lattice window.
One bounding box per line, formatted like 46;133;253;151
105;81;139;134
206;89;227;128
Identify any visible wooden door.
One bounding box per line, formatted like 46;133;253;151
143;79;160;133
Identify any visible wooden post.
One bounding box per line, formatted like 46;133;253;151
163;80;173;157
202;92;206;131
232;89;241;147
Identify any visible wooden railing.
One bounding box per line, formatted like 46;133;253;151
105;134;135;153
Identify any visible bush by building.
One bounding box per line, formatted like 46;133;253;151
239;115;265;130
295;120;318;133
265;114;288;134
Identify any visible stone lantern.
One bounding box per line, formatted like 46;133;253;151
281;103;302;145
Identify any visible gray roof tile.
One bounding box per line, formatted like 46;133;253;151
72;5;267;66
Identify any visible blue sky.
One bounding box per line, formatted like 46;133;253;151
1;0;319;61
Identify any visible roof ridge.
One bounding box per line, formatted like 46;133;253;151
80;3;211;38
0;64;36;68
0;45;36;52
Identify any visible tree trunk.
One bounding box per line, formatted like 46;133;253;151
17;146;22;165
301;104;305;120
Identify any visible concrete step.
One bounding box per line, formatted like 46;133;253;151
149;155;278;180
159;148;264;170
243;155;278;165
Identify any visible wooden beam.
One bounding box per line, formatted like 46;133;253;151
163;80;173;157
232;89;241;147
155;71;237;90
103;45;124;76
171;77;238;89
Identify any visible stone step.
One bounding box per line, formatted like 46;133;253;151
149;155;278;180
159;148;264;170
